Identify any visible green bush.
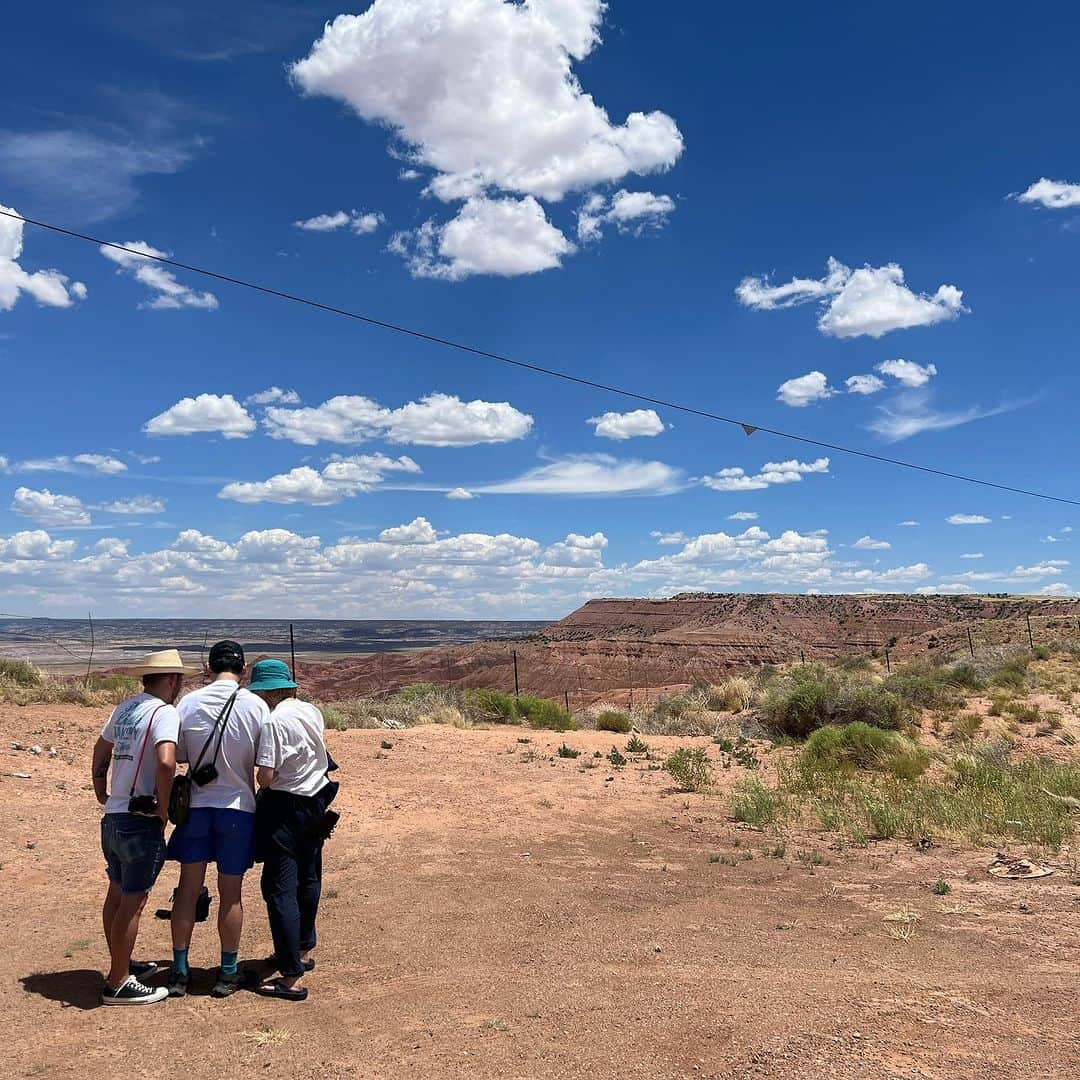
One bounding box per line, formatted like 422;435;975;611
884;660;964;709
517;694;577;732
595;709;631;734
462;688;521;724
759;664;911;739
665;747;713;792
801;723;929;780
0;658;42;688
556;743;579;759
322;707;348;731
393;682;445;702
730;776;779;825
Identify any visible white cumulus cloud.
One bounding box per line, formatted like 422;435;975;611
845;374;885;396
728;512;758;521
293;209;384;234
144;393;256;439
246;387;301;406
701;457;830;493
219;453;420;505
291;0;683;278
263;392;533;447
852;536;891;550
947;514;991;526
11;487;91;527
10;453;127;476
736;257;966;339
389;195;574;280
876;358;937;387
588;408;665;440
577;189;675;241
1016;178;1080;210
0;205;86;312
100;240;218;310
97;496;166;515
776;371;834;407
445;487;476;500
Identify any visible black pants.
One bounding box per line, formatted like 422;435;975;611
257;791;326;978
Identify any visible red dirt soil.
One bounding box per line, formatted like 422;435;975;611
299;593;1080;702
1;703;1078;1079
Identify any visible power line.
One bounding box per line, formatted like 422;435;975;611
6;207;1077;508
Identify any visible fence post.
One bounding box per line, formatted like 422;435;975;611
884;648;891;674
1026;613;1034;650
800;648;805;665
967;627;974;657
626;655;633;708
84;612;95;688
289;623;296;679
564;689;570;713
512;649;520;699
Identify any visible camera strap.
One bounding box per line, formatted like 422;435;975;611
128;703;167;798
191;689;240;775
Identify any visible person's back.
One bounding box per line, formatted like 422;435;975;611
260;697;329;798
177;682;268;811
164;639;268;999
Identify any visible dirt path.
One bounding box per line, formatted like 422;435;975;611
1;705;1077;1079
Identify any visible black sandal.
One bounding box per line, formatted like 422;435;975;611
255;978;308;1001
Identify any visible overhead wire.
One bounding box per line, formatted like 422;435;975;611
4;208;1077;508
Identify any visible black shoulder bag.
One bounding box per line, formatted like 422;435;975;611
168;689;239;826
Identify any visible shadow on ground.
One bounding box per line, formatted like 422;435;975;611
21;969;102;1010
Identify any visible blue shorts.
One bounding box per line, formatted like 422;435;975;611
102;813;167;895
167;807;256;876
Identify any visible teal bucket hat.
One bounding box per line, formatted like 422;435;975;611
248;658;298;691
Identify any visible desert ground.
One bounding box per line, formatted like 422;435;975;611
1;703;1077;1080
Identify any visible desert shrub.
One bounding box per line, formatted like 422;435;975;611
801;723;930;781
730;776;779;825
595;709;632;734
556;743;579;758
319;685;466;729
393;682;444;702
626;734;650;754
884;660;965;710
1003;700;1040;724
751;741;1080;847
0;658;42;687
665;747;713;792
607;746;627;767
517;694;577;732
1032;644;1052;661
952;712;983;740
704;676;756;713
322;707;348;731
463;688;521;724
636;690;713;736
759;664;911;739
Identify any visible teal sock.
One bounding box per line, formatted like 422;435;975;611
221;950;238;976
172;948;189;977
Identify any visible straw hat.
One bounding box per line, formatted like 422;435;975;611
127;649;197;677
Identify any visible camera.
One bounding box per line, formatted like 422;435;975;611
192;762;219;787
128;794;158;816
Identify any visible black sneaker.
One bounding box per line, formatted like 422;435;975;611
129;960;161;980
102;976;169;1006
166;968;189;998
210;969;244;998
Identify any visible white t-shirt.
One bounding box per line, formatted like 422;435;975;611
101;693;181;815
256;699;330;798
177;681;269;813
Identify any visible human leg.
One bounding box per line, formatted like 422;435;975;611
297;841;323;962
260;838;303;984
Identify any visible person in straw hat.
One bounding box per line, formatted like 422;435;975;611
91;647;194;1005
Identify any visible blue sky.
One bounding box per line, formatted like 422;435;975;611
1;0;1078;618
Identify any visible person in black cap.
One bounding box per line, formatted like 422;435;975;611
163;640;269;998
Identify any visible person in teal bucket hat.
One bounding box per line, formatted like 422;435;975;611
249;658;339;1001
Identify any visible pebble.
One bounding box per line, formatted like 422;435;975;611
29;745;42;755
11;742;22;751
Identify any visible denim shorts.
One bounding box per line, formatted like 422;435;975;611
101;813;167;895
166;807;256;876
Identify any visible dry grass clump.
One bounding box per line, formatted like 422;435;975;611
637;676;764;736
0;669;139;707
736;739;1080;847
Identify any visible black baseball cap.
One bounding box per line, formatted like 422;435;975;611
207;639;245;671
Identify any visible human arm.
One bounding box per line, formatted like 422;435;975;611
154;741;176;827
91;736;112;806
256;765;275;789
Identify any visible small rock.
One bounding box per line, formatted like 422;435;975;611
11;742;22;751
653;945;662;953
48;747;58;758
26;841;35;850
29;745;42;755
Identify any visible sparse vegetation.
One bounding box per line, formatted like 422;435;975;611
607;746;627;768
664;747;713;792
932;879;951;896
625;734;650;754
730;776;780;826
952;713;982;740
759;664;912;738
0;657;42;688
556;743;579;759
801;723;930;780
595;709;632;734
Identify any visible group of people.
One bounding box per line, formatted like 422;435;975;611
91;640;338;1006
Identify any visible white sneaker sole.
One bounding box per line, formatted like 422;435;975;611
102;989;169;1005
